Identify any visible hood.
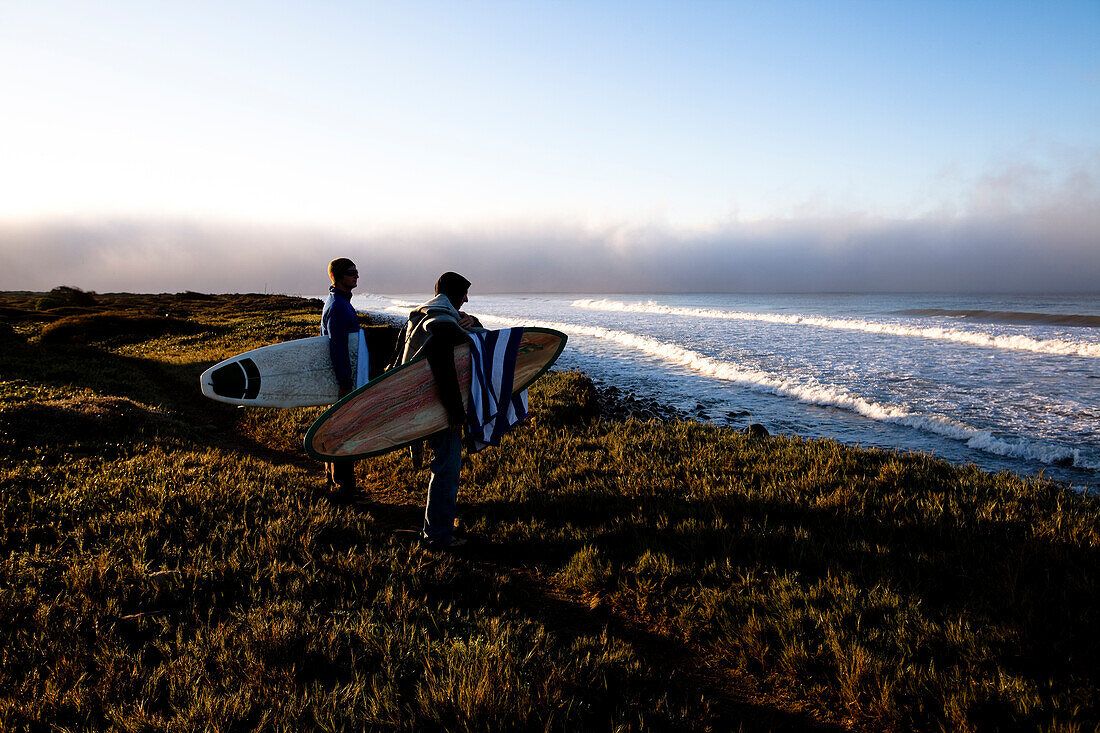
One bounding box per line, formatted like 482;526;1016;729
408;293;460;324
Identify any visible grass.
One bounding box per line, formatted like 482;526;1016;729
1;291;1098;731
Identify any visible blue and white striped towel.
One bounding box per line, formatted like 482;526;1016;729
466;328;528;451
355;330;369;389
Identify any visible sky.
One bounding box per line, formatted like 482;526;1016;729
1;0;1098;294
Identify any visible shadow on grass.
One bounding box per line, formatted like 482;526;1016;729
2;340;177;408
335;496;844;732
0;340;325;477
460;483;1100;693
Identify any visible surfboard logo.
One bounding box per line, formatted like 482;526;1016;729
209;357;262;400
517;341;544;355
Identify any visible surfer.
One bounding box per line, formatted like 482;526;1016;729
321;257;361;501
393;272;484;550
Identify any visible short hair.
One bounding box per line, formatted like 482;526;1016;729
328;258;356;283
435;271;471;299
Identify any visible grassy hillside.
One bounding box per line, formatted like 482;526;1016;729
1;290;1098;731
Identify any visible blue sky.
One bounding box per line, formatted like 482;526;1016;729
1;1;1097;292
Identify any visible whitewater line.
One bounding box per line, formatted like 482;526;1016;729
571;299;1100;359
472;312;1093;471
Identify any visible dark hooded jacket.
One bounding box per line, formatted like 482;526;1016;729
391;294;485;426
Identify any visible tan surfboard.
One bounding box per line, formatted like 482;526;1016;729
199;333;362;408
304;327;566;460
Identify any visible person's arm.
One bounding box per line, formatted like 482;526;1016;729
457;311;484;331
387;322;410;371
426;321;467;428
328;305;358;393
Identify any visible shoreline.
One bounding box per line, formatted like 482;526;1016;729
365;308;752;429
368;305;1097;492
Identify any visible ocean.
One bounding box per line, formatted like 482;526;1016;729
355;293;1100;493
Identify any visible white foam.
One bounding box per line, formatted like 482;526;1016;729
367;295;419;309
571;299;1100;359
349;293;418;310
480;313;1097;470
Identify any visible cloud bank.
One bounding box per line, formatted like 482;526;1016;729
2;164;1097;295
1;212;1096;296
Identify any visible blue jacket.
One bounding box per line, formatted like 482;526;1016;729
321;287;360;390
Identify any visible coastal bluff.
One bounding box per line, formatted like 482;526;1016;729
1;290;1097;731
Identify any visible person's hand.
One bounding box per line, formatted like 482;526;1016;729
457;312;481;330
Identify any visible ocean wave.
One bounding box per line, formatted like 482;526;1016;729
479;313;1098;471
571;299;1100;359
893;308;1100;327
357;294;420;309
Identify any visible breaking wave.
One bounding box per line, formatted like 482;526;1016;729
479;312;1097;471
357;293;420;310
572;299;1100;359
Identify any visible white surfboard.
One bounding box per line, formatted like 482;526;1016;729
199;332;368;408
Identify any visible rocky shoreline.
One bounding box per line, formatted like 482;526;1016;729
593;383;689;423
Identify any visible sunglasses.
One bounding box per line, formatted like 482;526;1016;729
342;270;359;277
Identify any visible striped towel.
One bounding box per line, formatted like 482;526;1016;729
466;328;528;451
355;330;370;389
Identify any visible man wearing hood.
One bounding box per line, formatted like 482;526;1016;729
392;272;484;550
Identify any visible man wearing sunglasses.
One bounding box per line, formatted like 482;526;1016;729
321;257;361;501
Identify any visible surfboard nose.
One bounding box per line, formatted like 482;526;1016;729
206;358;262;400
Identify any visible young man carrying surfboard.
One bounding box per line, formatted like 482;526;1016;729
321;257;361;501
393;272;484;550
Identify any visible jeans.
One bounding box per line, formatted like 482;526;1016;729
423;429;463;541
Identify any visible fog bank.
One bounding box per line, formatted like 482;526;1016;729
1;206;1097;295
